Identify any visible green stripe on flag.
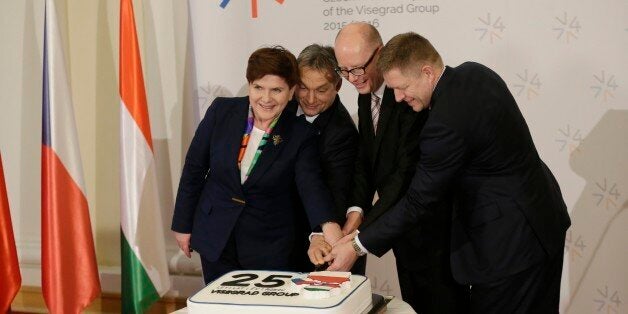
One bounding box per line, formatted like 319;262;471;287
121;230;159;313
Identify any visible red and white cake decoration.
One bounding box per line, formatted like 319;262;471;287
291;271;352;299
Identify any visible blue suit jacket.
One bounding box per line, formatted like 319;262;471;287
171;97;335;269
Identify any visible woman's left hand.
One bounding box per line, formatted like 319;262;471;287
173;231;193;258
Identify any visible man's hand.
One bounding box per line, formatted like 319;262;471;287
174;231;192;258
336;231;356;246
308;235;331;266
322;222;343;246
342;212;363;235
324;240;358;271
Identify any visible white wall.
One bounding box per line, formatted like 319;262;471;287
0;0;626;312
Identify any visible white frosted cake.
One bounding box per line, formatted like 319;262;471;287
187;270;373;314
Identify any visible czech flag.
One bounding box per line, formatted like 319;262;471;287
41;0;101;312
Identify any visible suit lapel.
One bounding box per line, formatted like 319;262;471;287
312;95;339;133
242;110;291;188
358;94;375;135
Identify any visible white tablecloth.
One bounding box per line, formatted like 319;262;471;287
172;296;416;314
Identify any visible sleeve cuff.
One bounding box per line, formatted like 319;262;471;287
354;234;370;256
308;232;323;242
346;206;364;217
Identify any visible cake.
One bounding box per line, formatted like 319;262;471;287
187;270;374;314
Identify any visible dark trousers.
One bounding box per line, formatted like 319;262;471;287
470;248;565;314
351;255;367;275
200;234;241;284
200;232;310;284
396;257;470;314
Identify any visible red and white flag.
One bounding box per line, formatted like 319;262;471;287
41;0;101;312
0;153;21;313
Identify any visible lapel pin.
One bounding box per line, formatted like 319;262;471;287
272;135;282;146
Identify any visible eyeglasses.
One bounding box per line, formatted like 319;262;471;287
335;47;380;78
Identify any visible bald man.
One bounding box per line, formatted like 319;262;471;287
333;23;468;313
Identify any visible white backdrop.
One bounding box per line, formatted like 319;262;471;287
0;1;626;312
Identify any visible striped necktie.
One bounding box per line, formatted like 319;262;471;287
371;93;381;134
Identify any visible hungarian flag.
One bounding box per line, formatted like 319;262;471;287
119;0;171;312
0;154;21;313
41;0;101;313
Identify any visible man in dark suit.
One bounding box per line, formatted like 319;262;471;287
328;32;571;313
333;23;468;313
286;44;364;273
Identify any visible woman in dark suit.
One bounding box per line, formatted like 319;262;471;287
171;46;343;283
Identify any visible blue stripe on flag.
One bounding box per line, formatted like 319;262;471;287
42;2;51;147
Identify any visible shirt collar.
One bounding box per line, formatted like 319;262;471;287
296;106;318;123
373;83;385;100
430;65;449;109
433;65;446;92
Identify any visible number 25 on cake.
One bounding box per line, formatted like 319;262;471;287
187;270;374;313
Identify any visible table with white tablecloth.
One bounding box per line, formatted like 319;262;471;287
171;296;416;314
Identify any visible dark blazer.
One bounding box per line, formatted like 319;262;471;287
352;87;425;227
287;96;359;271
288;96;359;223
360;62;571;284
171;96;336;270
352;87;452;270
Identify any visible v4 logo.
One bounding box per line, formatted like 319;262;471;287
475;13;505;43
220;0;285;18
